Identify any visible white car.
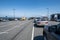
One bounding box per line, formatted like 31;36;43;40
34;17;40;23
35;18;48;26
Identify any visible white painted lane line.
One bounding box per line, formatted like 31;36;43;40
0;22;26;34
0;22;16;27
5;21;29;32
5;25;18;32
0;20;32;34
4;20;32;32
0;32;8;34
31;26;34;40
0;21;23;27
0;23;25;34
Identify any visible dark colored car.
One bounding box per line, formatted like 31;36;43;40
43;23;60;40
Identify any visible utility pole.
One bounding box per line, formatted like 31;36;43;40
47;8;49;20
5;16;8;20
13;9;16;19
47;8;49;17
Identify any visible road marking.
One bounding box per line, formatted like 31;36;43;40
31;26;34;40
0;22;26;34
0;32;8;34
0;20;32;34
5;22;29;32
0;22;16;27
0;21;24;27
5;25;19;32
0;22;25;34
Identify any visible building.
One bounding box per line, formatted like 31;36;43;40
50;13;60;21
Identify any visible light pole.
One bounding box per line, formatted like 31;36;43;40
47;8;49;20
13;9;16;19
47;8;49;17
5;16;8;20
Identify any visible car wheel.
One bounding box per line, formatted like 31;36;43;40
34;24;37;26
43;31;46;36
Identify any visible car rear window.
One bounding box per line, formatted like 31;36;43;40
41;18;48;21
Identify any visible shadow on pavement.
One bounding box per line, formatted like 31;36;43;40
34;24;44;28
34;35;44;40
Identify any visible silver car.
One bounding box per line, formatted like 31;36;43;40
34;18;48;26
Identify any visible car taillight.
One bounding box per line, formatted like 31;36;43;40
45;22;48;24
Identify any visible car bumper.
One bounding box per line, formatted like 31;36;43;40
36;23;48;26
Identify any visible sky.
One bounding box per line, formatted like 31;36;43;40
0;0;60;17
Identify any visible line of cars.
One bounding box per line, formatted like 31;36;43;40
0;17;27;22
34;17;60;40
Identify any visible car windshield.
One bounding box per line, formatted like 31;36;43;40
36;17;40;19
41;18;48;21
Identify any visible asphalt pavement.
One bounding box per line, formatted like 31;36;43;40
0;20;28;32
0;20;33;40
0;20;59;40
34;26;44;40
13;20;33;40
